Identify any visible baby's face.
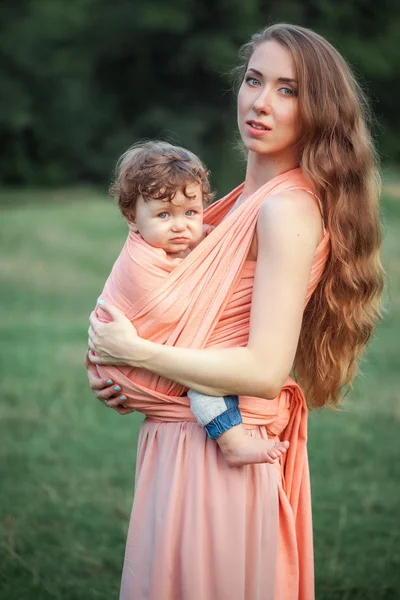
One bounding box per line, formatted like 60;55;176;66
131;183;204;255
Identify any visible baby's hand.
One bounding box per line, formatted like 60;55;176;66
202;224;215;238
190;224;215;250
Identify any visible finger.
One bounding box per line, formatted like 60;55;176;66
88;353;110;365
104;394;127;408
89;312;99;334
88;338;97;353
85;351;100;376
88;372;117;392
88;325;96;341
88;352;120;366
93;380;122;404
87;350;102;364
84;353;91;369
113;406;135;415
97;300;124;322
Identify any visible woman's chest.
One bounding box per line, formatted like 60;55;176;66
207;262;256;347
221;197;258;263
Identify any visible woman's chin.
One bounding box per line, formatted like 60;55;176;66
245;140;273;156
240;133;271;155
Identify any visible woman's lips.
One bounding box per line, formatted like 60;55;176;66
246;121;272;137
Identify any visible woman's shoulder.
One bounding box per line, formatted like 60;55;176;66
257;188;324;248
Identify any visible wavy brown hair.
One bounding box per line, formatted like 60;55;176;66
236;24;384;408
110;140;215;221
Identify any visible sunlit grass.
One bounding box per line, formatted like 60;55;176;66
1;183;399;599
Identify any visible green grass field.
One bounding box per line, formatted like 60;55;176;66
1;180;399;600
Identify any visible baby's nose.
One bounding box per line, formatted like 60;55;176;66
171;218;186;231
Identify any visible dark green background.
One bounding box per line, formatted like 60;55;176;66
1;0;399;192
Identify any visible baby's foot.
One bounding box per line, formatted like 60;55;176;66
217;427;290;468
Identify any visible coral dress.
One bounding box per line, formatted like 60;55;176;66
107;170;330;600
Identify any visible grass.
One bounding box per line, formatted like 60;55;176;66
1;180;400;599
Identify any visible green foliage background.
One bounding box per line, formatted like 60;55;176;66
1;0;400;191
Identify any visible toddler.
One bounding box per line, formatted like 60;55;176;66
101;140;289;467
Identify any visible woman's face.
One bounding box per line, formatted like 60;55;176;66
237;40;300;157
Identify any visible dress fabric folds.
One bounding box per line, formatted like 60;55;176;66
95;169;330;599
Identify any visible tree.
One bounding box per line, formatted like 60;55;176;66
0;0;398;190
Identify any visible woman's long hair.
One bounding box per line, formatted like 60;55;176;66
236;24;384;408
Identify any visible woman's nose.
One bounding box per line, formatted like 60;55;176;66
252;89;272;114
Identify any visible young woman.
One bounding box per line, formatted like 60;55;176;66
86;24;383;600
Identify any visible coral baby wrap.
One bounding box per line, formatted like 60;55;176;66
95;168;330;600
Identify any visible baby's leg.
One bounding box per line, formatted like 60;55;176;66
187;390;289;468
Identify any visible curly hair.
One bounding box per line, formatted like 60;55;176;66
236;24;384;408
110;140;215;221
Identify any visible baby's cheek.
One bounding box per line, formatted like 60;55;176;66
196;223;206;240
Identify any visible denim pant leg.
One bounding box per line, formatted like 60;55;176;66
204;396;242;440
187;389;242;440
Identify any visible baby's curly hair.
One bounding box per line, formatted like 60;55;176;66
110;140;215;221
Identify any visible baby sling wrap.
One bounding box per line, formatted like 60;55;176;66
95;167;330;599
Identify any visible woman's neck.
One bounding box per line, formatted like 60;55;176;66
241;150;299;199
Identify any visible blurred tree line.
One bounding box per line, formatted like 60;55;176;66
1;0;399;193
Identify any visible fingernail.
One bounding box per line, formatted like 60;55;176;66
98;299;104;306
106;380;113;385
114;385;121;392
120;395;126;401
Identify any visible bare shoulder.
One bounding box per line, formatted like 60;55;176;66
257;189;323;250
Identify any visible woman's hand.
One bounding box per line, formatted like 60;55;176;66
88;300;141;367
84;353;134;415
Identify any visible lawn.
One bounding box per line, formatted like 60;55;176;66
0;178;399;600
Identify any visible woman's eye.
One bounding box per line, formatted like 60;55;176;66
245;76;260;87
158;212;169;219
186;210;196;216
280;87;296;96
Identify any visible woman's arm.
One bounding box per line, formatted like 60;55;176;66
89;190;322;399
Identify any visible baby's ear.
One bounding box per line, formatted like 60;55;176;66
126;212;138;232
127;219;139;232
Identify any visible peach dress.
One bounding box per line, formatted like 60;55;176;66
97;169;330;600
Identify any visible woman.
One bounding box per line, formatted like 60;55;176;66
86;24;383;600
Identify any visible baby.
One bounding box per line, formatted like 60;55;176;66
101;140;288;467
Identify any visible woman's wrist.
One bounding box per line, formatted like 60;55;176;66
130;336;158;369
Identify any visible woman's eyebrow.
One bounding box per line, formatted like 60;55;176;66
247;68;263;77
247;69;297;84
278;77;298;84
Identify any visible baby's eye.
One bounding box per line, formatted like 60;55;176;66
186;210;196;216
158;212;169;219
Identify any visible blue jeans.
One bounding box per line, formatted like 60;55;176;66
187;390;242;440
